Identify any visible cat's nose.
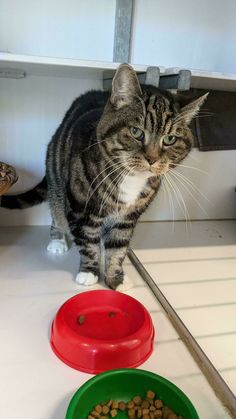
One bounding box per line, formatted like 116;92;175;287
146;155;156;165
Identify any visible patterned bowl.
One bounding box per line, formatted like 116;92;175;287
0;162;18;195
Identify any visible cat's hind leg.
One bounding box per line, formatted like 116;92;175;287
47;224;70;254
68;212;102;286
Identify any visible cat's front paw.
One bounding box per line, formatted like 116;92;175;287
75;271;99;286
47;238;69;254
116;275;134;292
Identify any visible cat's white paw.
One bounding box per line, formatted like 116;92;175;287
47;239;69;254
75;272;99;286
116;275;134;292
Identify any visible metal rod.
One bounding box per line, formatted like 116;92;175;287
128;248;236;418
113;0;134;62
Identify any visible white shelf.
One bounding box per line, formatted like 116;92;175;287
165;67;236;91
1;53;236;90
0;53;165;79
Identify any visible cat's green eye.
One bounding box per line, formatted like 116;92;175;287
163;135;177;146
130;127;145;141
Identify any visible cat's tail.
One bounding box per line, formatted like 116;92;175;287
1;177;48;209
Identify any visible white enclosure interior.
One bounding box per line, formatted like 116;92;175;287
1;0;236;225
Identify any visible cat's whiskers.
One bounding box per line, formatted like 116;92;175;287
85;162;126;207
171;163;211;177
168;170;209;217
98;165;131;216
82;138;110;153
173;110;213;125
85;158;129;206
170;169;211;203
98;160;137;216
165;172;192;231
115;165;137;216
161;175;175;231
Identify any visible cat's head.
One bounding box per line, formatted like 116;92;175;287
97;64;208;176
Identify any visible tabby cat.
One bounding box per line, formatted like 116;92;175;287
1;64;207;290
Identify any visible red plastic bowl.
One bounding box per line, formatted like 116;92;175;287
50;290;154;374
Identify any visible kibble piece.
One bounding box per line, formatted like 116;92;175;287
95;405;102;414
77;315;85;325
110;408;118;417
155;400;163;409
143;408;150;415
150;405;156;411
108;311;116;318
112;401;119;409
102;405;110;414
133;395;142;405
91;411;100;418
143;415;150;419
119;401;126;411
147;390;155;400
149;399;154;406
128;408;136;418
142;400;150;409
137;407;142;418
162;407;172;419
100;417;109;419
168;414;177;419
88;415;95;419
154;410;163;417
106;400;113;407
150;413;155;419
127;400;135;409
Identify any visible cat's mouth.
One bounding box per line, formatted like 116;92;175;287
132;160;170;176
150;162;170;175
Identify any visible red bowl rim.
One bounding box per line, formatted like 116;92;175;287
50;327;155;374
53;290;154;344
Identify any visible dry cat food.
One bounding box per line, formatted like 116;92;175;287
87;390;184;418
77;315;86;325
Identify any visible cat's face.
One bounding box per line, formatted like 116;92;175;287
97;64;207;177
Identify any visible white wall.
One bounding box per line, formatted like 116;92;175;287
131;0;236;73
0;75;102;226
0;0;115;61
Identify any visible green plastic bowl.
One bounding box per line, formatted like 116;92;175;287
66;369;199;419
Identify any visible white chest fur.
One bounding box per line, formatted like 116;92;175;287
119;171;150;206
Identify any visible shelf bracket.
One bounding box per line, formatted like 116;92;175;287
159;69;191;91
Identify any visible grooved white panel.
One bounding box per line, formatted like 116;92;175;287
133;220;236;402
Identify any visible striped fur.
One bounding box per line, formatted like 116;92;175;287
1;64;207;289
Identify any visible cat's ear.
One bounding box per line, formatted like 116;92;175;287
110;63;142;108
177;92;209;125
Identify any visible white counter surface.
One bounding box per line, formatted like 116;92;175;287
0;225;233;419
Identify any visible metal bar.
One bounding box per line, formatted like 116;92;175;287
113;0;134;62
128;248;236;418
